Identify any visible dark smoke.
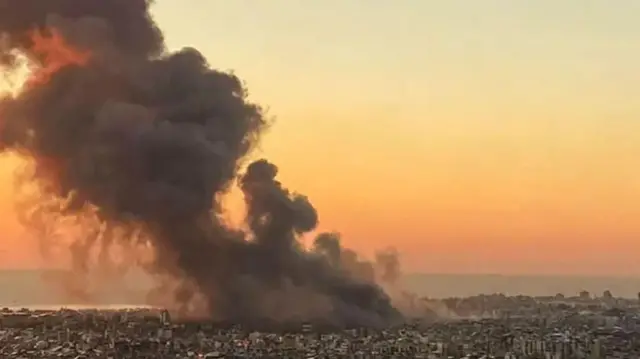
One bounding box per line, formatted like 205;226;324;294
0;0;402;327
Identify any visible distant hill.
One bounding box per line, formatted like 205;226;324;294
2;269;640;306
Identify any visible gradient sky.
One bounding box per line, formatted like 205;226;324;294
1;0;640;275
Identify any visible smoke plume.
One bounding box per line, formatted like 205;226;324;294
0;0;402;327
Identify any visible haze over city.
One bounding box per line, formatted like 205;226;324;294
0;0;639;284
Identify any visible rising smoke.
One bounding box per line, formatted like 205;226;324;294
0;0;405;327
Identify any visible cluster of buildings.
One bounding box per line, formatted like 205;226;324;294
0;292;639;358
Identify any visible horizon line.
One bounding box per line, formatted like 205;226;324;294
2;268;640;279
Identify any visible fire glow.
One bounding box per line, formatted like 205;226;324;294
26;27;90;87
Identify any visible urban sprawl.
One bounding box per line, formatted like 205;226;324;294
1;291;639;358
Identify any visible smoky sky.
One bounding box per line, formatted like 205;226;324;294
0;0;402;328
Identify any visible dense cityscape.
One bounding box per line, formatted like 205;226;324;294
2;291;639;358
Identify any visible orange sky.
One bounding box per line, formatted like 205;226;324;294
2;1;640;275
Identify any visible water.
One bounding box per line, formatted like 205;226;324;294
403;273;640;298
0;269;151;307
2;270;640;307
2;304;155;311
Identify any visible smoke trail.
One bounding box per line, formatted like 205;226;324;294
0;0;402;327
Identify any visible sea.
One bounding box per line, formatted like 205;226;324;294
0;269;152;308
2;270;640;307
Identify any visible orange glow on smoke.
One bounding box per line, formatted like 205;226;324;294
10;27;93;186
26;27;90;87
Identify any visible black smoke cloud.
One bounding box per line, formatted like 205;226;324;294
0;0;402;327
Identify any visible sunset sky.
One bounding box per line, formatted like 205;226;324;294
1;0;640;275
